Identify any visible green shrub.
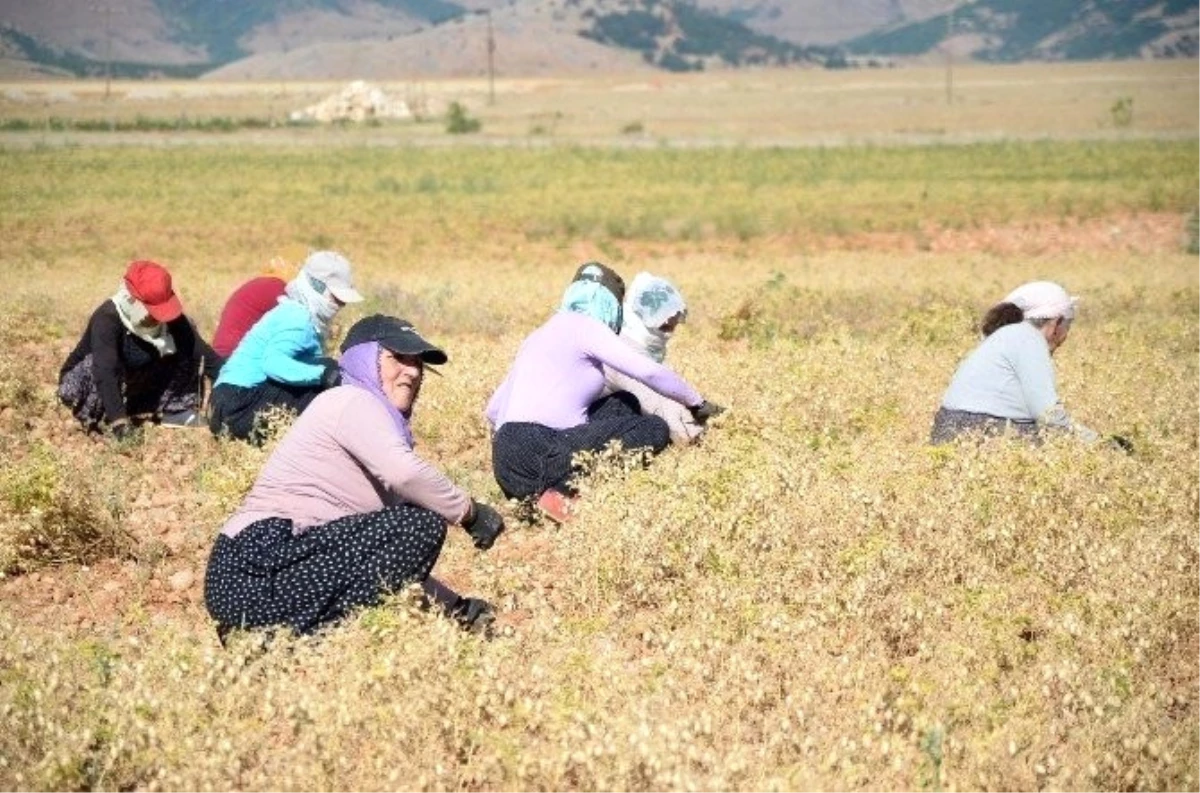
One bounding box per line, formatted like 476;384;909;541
445;102;481;135
0;444;135;574
1110;96;1134;128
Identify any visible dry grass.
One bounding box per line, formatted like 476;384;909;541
0;59;1195;144
0;95;1195;789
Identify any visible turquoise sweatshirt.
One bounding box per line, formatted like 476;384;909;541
215;300;325;389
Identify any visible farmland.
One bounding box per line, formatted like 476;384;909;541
0;60;1196;790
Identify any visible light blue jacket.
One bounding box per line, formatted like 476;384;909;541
214;300;325;389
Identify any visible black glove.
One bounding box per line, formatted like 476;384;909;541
1107;434;1134;455
319;358;342;390
462;500;505;550
447;596;496;635
689;400;726;425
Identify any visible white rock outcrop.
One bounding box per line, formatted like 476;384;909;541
290;80;412;123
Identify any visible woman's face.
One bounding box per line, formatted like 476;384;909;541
658;312;684;333
1047;317;1072;353
379;350;424;416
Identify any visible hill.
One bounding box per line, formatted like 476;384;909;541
0;0;830;80
692;0;960;46
844;0;1199;61
0;0;1196;79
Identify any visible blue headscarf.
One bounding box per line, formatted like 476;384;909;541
338;341;414;448
559;263;623;332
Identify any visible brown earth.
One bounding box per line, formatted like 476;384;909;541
577;211;1189;262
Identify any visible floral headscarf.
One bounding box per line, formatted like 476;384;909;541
620;272;687;363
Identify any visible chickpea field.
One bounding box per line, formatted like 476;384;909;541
0;62;1197;791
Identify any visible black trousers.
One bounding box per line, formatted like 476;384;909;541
209;380;322;444
491;392;670;500
204;505;447;636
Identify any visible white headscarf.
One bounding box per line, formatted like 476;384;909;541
284;272;341;338
620;272;687;363
111;282;176;356
1004;281;1078;321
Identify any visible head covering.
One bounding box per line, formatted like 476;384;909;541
284;272;340;338
571;261;625;303
302;251;364;304
621;272;687;363
559;262;626;332
339;340;414;448
339;314;448;365
111;281;176;356
1004;281;1078;321
124;260;183;323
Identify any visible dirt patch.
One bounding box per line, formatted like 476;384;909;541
586;211;1190;262
876;212;1186;256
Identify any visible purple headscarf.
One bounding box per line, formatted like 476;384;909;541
339;341;415;448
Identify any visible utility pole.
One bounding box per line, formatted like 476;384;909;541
88;3;116;100
104;4;116;100
944;5;953;105
485;9;495;106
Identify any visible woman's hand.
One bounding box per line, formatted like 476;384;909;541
1106;434;1134;455
689;400;726;425
109;419;142;444
463;500;505;550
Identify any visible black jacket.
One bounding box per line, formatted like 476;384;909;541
60;300;223;424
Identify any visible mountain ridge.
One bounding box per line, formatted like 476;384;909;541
0;0;1194;80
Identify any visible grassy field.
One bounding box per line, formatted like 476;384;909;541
0;62;1197;791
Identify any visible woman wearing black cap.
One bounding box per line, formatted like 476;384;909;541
485;262;723;523
204;314;505;639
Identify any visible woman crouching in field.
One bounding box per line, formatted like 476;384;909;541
204;314;505;640
930;280;1126;449
58;260;223;439
208;251;361;445
605;272;706;446
486;262;723;523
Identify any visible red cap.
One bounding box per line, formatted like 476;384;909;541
124;260;183;323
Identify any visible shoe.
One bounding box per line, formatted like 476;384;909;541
160;409;201;428
536;489;577;524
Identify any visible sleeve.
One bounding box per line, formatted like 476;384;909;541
1039;404;1101;443
172;316;225;380
88;307;128;424
606;366;703;445
1013;336;1100;443
261;322;325;386
337;396;473;524
580;325;702;408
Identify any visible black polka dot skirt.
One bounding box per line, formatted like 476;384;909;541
204;504;447;636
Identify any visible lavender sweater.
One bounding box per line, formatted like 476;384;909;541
221;386;471;538
486;311;703;431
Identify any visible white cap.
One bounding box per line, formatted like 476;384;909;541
302;251;364;304
1004;280;1078;321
